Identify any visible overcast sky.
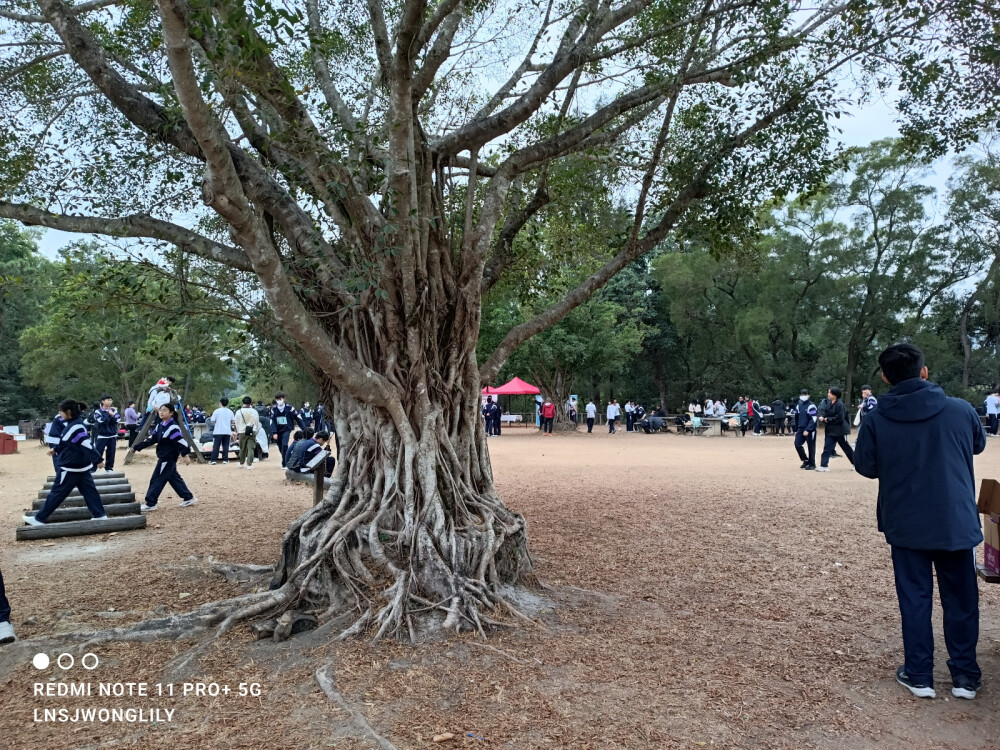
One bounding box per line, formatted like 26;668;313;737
35;95;950;259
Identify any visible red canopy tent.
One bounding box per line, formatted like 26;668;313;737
481;376;541;396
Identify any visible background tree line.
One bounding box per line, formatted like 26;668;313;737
2;135;998;424
479;136;1000;413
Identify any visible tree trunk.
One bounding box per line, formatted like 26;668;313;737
960;255;999;389
268;383;534;641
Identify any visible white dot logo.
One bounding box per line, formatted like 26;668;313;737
32;653;50;670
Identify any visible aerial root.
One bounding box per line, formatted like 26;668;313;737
315;663;399;750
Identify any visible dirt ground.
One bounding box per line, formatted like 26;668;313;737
1;428;999;749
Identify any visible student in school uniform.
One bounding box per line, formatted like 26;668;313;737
0;565;15;644
285;430;307;469
585;400;597;433
298;401;315;430
23;400;109;527
91;394;119;473
131;403;197;511
270;392;299;467
288;431;336;477
44;411;66;474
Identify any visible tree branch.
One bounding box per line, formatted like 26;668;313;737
479;92;806;382
0;0;119;23
0;201;255;271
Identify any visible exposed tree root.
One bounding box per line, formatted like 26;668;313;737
315;663;399;750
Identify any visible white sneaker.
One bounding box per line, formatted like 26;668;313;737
22;514;45;527
140;504;157;512
104;468;115;473
0;621;15;644
209;461;217;465
246;464;254;471
816;466;830;472
179;497;198;507
92;515;111;521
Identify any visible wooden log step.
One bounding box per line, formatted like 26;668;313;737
16;514;146;541
46;471;125;481
26;503;141;523
37;484;132;499
32;493;136;510
42;477;130;490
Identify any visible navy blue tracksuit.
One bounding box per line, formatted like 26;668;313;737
45;414;65;474
92;407;119;471
0;567;10;624
133;418;193;507
35;419;107;523
792;399;818;466
269;404;299;467
855;378;986;688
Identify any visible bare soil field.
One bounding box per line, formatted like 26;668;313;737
1;429;998;749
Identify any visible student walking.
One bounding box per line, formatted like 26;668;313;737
855;343;986;700
124;401;140;446
92;394;119;472
793;389;818;470
270;393;299;467
607;399;621;434
585;400;597;433
132;403;197;511
817;387;854;471
209;398;236;464
235;396;260;470
24;400;109;527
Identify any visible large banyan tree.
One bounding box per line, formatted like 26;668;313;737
0;0;996;640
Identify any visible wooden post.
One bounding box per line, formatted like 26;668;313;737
123;389;206;464
313;464;324;506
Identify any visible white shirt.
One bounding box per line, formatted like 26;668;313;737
606;403;620;419
987;395;1000;416
586;402;597;418
625;403;635;414
211;407;236;435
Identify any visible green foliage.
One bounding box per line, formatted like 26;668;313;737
0;221;53;422
19;243;237;409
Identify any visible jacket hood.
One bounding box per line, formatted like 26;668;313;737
876;378;948;423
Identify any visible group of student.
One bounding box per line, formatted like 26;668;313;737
790;385;877;471
26;384;337;529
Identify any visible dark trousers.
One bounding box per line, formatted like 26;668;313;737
794;430;816;465
210;434;231;462
492;416;502;436
821;434;855;467
146;459;193;506
587;417;594;433
753;416;762;434
989;414;998;435
36;469;106;523
95;437;116;471
608;418;616;433
126;425;138;446
276;431;292;466
0;566;11;623
626;413;634;431
542;417;553;433
890;546;980;687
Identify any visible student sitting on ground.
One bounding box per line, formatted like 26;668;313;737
286;431;336;477
284;430;306;468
